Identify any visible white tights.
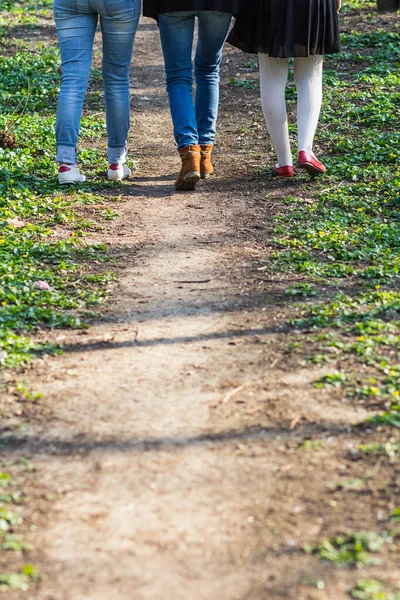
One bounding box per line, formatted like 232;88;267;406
259;54;323;167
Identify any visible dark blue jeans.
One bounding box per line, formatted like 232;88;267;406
54;0;140;164
158;11;232;149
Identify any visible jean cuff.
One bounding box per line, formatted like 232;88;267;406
177;139;200;149
198;138;215;146
108;145;127;165
56;145;77;164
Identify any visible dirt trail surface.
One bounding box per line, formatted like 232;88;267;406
3;17;400;600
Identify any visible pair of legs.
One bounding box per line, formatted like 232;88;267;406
259;54;323;170
158;10;232;149
158;11;231;190
54;0;140;179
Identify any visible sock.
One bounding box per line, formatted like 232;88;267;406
58;164;72;172
259;54;292;167
294;55;323;156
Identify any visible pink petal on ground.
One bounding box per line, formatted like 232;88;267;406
35;280;51;290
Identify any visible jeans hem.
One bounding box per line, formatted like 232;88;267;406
56;145;77;164
177;139;200;149
108;145;127;164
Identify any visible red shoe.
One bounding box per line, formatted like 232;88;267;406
273;164;294;178
298;151;326;175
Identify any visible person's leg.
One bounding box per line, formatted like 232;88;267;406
258;54;292;169
158;12;200;190
195;11;231;145
194;11;231;178
195;11;231;146
294;55;323;157
54;0;97;169
99;0;140;174
158;12;198;149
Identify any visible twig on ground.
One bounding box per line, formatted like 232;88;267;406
289;415;301;430
222;385;244;404
173;279;211;284
270;356;281;369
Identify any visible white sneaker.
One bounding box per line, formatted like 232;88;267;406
58;164;86;185
107;163;131;181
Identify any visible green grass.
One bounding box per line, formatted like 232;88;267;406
356;439;400;459
229;77;257;89
0;564;40;592
0;1;123;368
2;535;33;552
0;461;41;591
350;580;400;600
305;532;387;567
0;3;119;586
0;508;23;530
262;22;400;419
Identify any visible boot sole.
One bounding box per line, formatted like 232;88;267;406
175;171;200;191
298;162;326;175
201;172;214;180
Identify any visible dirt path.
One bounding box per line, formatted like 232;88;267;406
3;18;397;600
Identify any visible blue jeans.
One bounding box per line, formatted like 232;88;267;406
158;11;232;149
54;0;140;164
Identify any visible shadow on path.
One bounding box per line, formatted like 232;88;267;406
0;421;360;457
61;325;287;354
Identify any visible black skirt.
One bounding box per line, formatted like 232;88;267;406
227;0;341;58
143;0;240;20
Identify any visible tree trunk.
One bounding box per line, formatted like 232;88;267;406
377;0;400;10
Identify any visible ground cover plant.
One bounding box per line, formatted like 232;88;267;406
242;1;400;594
0;2;121;370
262;14;400;418
306;531;388;567
0;457;45;594
350;579;400;600
0;0;125;590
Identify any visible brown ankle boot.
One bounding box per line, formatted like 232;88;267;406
175;145;201;191
200;144;214;179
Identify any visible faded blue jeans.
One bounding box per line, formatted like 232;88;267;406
158;11;232;149
54;0;140;164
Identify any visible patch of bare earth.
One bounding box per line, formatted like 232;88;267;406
2;14;400;600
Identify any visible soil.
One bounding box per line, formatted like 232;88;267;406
2;14;400;600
